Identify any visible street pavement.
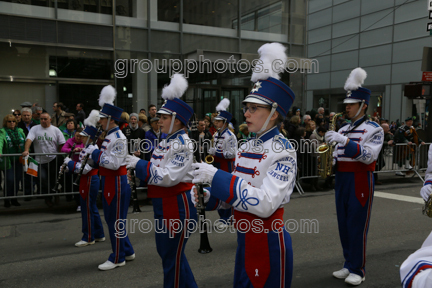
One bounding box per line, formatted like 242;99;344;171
0;172;430;288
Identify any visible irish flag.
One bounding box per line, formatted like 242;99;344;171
26;157;39;177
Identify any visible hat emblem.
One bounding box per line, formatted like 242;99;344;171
346;90;352;97
251;81;262;93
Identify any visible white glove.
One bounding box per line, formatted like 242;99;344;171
332;157;337;166
325;131;348;145
126;155;141;169
190;185;211;206
191;162;218;184
421;185;432;201
84;144;98;155
63;157;72;165
208;147;216;155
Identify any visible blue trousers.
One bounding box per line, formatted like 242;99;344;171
80;174;104;242
234;228;293;288
101;175;134;264
335;171;374;277
4;160;22;197
152;192;198;288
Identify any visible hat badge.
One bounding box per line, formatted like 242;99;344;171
251;81;262;93
346;90;352;97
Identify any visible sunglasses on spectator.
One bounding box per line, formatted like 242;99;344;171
7;120;16;123
13;113;20;116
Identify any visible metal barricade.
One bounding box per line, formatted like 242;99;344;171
0;152;78;200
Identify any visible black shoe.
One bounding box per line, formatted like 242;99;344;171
4;200;11;208
11;199;21;206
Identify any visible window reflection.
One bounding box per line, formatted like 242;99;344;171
239;0;287;34
157;0;179;23
183;0;238;29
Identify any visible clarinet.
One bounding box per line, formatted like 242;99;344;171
190;114;212;254
73;128;101;186
52;143;76;193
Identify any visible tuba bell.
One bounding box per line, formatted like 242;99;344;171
316;112;343;179
423;194;432;217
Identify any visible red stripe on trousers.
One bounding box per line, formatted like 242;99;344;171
279;232;286;288
226;176;236;203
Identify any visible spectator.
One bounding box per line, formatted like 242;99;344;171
52;102;67;128
61;119;78;141
317;107;324;115
0;114;26;207
22;112;66;207
20;101;32;108
148;104;157;121
278;121;289;138
122;113;146;159
61;127;84;205
119;111;129;130
302;114;311;127
305;120;316;139
13;110;21;123
309;126;327;191
138;113;151;132
190;118;212;161
139;108;146;115
204;116;211;130
375;124;394;184
18;108;35;137
237;123;253;140
209;112;218;135
286;115;300;139
144;117;167;161
32;106;43;125
75;103;86;125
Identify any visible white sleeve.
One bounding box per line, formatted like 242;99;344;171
146;139;193;187
425;145;432;184
26;126;36;141
344;126;384;165
97;138;128;170
211;150;297;218
73;162;93;175
223;133;237;159
56;127;66;145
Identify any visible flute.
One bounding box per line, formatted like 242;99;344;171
73;127;102;186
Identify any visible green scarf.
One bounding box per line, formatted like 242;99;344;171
4;127;22;151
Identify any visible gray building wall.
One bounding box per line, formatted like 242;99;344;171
306;0;432;123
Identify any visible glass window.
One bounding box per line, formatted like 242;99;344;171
332;0;360;23
241;39;274;54
307;72;330;90
308;25;331;44
183;34;238;54
183;0;238;29
314;55;330;73
0;0;53;7
393;38;431;63
359;26;392;48
362;65;391;85
394;18;427;42
308;0;332;14
308;41;331;57
55;0;112;15
150;31;180;53
360;9;393;31
331;51;358;71
359;45;392;67
392;61;422;84
308;8;331;30
332;35;359;54
332;18;359;38
157;0;180;23
116;27;147;52
241;0;288;35
331;69;351;88
361;0;394;15
290;45;305;57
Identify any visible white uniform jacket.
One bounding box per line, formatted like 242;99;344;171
91;126;128;170
207;126;297;218
333;118;384;171
211;127;237;159
135;129;194;198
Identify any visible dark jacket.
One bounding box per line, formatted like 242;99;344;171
144;129;167;161
190;129;213;162
122;126;146;158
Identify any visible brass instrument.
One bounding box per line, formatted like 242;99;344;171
423;194;432;217
316;112;343;179
205;154;214;164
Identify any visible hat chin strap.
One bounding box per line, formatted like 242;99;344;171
353;101;365;120
256;103;278;135
168;112;177;135
105;116;111;131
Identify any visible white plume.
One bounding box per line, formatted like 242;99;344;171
84;110;100;127
161;74;188;100
251;42;287;83
344;68;367;91
216;98;230;112
98;85;116;108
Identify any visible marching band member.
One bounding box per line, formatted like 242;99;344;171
191;43;297;288
84;86;135;271
125;74;198;288
325;68;384;285
209;98;237;227
63;110;105;247
400;144;432;288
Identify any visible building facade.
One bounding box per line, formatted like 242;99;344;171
0;0;306;124
306;0;432;124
